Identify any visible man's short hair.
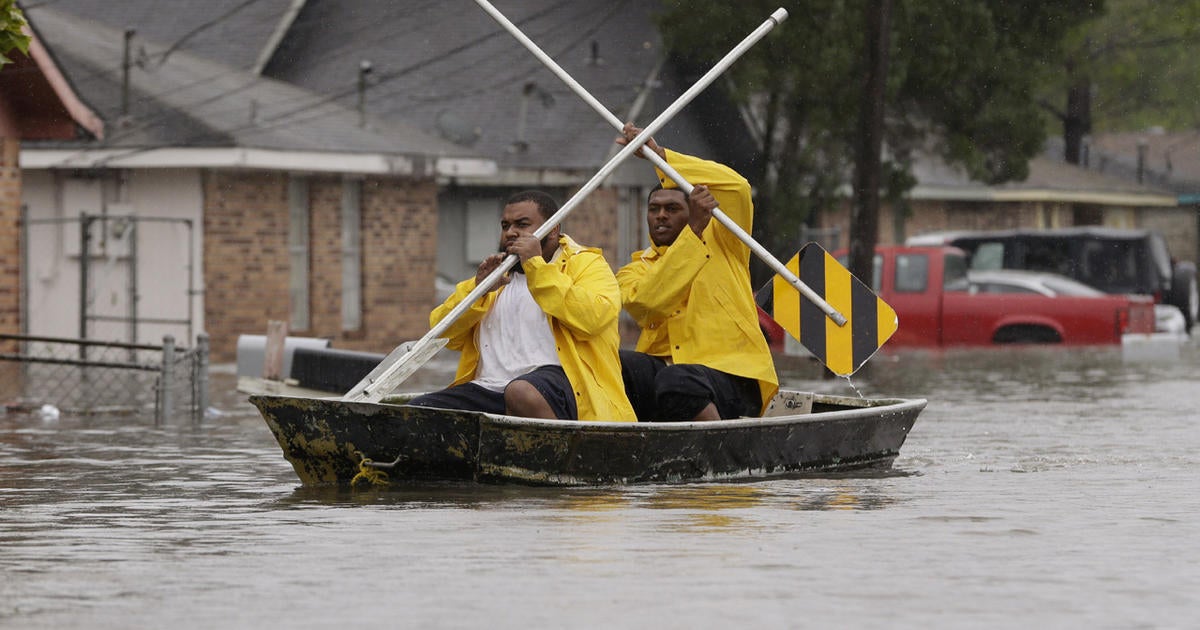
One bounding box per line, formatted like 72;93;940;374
647;183;685;204
505;190;559;220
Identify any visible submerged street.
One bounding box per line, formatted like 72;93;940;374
2;341;1198;628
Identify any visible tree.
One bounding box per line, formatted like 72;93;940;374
1042;0;1200;163
655;0;1099;286
849;0;892;287
0;0;30;67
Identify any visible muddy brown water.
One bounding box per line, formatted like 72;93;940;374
2;342;1198;628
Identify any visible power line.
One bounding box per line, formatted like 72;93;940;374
89;2;577;152
392;0;630;108
36;0;644;169
154;0;266;66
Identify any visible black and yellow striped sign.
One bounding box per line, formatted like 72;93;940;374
773;243;898;376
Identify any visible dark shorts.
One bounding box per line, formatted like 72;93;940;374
406;365;578;420
619;350;761;422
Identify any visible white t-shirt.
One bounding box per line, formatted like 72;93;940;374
472;270;560;392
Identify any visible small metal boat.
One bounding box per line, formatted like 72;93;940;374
250;389;926;486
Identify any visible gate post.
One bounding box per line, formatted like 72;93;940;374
156;334;175;426
195;333;209;424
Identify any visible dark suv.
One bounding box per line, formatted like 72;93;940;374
908;227;1198;333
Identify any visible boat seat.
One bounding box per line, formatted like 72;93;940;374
761;391;814;416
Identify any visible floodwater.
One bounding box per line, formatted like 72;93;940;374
2;340;1198;629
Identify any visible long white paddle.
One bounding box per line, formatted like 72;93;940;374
343;6;789;402
473;0;847;327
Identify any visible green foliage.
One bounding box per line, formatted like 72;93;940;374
655;0;1098;255
0;0;30;67
1048;0;1200;132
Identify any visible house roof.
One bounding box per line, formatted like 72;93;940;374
21;0;300;74
0;21;103;140
22;0;735;185
259;0;729;179
909;152;1178;207
1084;130;1200;195
19;5;493;177
23;0;1162;207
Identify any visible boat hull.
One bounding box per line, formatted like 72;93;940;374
250;391;926;486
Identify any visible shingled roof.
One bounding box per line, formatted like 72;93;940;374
20;4;491;176
1084;131;1200;195
19;1;765;181
260;0;730;175
22;0;298;74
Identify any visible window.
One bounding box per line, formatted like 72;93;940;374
943;253;969;291
894;254;929;293
465;198;499;265
971;242;1005;270
288;176;310;331
341;179;362;331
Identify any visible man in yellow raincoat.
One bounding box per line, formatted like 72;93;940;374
408;190;635;422
615;123;779;421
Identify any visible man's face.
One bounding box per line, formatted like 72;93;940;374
646;188;689;247
500;200;557;260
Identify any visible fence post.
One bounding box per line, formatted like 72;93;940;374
195;333;209;424
157;335;175;426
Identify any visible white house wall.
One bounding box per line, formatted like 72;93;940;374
22;168;205;347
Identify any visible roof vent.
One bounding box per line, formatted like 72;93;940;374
511;81;554;153
435;110;481;146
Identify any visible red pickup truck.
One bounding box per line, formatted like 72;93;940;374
856;246;1156;347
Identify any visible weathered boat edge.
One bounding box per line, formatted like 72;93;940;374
250;392;927;487
473;396;925;484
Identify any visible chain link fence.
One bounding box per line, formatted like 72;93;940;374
0;333;209;424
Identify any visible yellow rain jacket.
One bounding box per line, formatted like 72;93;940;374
433;234;636;422
617;150;779;412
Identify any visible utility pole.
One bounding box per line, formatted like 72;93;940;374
849;0;892;289
121;29;135;116
357;60;372;127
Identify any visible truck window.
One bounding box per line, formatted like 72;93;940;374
895;254;929;293
944;253;969;291
971;242;1005;270
1147;234;1173;286
1023;239;1074;276
873;254;882;292
1082;239;1139;292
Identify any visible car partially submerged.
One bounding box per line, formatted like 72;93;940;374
966;268;1119;298
907;227;1198;333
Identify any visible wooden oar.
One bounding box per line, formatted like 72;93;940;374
473;0;847;328
342;8;788;403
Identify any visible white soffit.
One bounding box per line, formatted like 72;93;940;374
21;148;496;178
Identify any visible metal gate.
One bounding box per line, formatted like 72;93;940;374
0;333;209;423
9;212;207;421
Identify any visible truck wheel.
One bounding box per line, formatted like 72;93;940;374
1168;262;1197;334
992;325;1062;344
